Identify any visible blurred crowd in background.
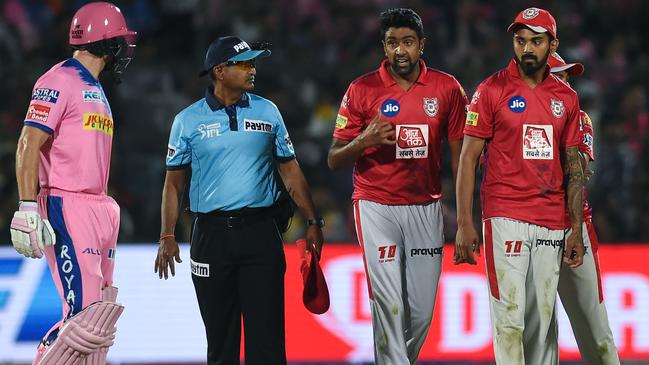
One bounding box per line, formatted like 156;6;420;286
1;0;648;245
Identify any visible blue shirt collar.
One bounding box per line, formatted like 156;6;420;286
62;58;99;86
205;85;250;111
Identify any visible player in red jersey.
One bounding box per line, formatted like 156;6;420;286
454;8;585;364
549;52;621;365
327;8;468;364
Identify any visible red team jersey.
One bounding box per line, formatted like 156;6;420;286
333;59;468;205
464;59;581;230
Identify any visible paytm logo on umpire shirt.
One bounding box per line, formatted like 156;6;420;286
244;119;273;133
191;259;209;277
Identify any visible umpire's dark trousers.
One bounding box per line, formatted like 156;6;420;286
190;210;287;365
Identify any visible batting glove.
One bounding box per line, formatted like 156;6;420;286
10;201;56;258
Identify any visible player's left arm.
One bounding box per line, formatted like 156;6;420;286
447;79;469;183
277;159;323;256
16;126;50;201
562;98;585;268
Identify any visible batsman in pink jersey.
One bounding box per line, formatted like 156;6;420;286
10;2;136;365
549;52;621;365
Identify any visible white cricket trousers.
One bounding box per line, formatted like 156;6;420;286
353;200;444;365
483;217;563;365
558;220;620;365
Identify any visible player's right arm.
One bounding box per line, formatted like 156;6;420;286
455;83;495;265
454;135;485;265
328;112;395;169
155;115;191;279
155;169;185;279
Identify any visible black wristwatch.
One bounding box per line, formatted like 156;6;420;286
307;217;325;228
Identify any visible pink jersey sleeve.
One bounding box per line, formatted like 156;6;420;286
446;78;469;141
464;81;495;139
24;72;69;134
579;110;595;161
333;82;366;141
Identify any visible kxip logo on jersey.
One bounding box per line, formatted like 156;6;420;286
423;97;438;117
381;99;400;117
551;99;565;118
523;124;554;159
32;88;60;103
508;96;526;113
396;125;429;159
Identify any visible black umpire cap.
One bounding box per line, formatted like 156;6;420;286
199;36;271;76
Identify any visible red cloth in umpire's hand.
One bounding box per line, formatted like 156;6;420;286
297;239;330;314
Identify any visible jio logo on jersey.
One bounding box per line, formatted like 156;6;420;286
508;96;526;113
381;99;400;117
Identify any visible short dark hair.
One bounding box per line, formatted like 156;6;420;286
379;8;425;40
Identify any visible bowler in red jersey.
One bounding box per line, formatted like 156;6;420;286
328;8;468;364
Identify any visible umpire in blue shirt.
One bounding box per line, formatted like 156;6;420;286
154;36;324;365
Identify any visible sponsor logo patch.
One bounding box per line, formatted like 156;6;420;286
466;111;479;126
505;240;523;257
71;24;83;39
198;123;221;139
583;132;593;148
32;88;60;103
335;114;348;129
378;245;397;263
81;248;101;256
167;145;176;159
396;124;428;159
508;96;526;113
191;259;210;277
233;40;250;52
535;238;564;249
471;91;480;105
26;104;51;123
423;97;439;117
551;99;565;118
243;119;273;133
410;247;443;258
82;90;103;103
82;113;114;136
284;133;294;153
381;99;400;117
523;124;553;159
340;95;350;109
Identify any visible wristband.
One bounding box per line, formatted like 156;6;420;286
159;234;175;241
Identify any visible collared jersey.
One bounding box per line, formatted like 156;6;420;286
333;59;468;205
24;58;114;195
166;88;295;213
464;59;580;230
